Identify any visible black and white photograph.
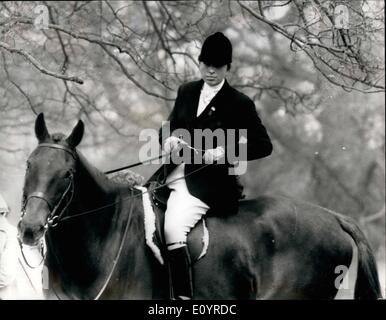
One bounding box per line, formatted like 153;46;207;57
0;0;384;310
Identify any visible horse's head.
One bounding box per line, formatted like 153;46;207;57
18;113;84;245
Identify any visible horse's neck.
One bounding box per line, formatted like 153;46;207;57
75;152;118;208
46;154;152;298
65;151;135;251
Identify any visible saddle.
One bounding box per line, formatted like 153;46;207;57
137;181;210;265
109;171;243;265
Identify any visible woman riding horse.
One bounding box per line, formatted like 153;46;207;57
17;113;382;300
149;32;273;300
16;32;382;299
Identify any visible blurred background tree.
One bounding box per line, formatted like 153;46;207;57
0;0;384;291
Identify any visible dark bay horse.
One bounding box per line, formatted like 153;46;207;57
18;113;382;299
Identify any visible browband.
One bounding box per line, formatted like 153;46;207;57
37;143;77;159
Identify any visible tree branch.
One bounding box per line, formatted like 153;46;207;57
142;0;176;64
237;0;385;92
43;1;70;74
16;17;179;97
0;41;84;84
1;51;39;115
100;44;174;101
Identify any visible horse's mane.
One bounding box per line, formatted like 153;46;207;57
50;133;142;189
76;149;142;189
108;170;144;187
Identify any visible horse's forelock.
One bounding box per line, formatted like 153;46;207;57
51;133;67;143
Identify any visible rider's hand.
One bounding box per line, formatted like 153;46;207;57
203;146;225;164
163;136;187;154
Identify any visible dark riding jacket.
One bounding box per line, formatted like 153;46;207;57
149;79;273;215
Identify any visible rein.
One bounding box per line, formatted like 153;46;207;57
19;142;138;299
19;142;214;299
21;143;209;226
19;142;212;272
59;161;213;223
49;189;136;300
19;143;76;268
21;143;77;228
94;191;135;300
17;237;45;269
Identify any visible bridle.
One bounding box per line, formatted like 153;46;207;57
18;141;214;298
20;142;136;299
21;143;76;229
19;143;76;269
20;141;213;230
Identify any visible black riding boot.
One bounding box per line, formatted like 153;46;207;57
168;246;193;300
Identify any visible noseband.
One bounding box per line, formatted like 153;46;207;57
21;143;77;228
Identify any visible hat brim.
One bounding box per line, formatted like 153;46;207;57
198;55;231;68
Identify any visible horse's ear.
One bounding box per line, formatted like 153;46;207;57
66;120;84;148
35;113;50;143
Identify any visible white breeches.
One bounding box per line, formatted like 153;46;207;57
164;164;209;250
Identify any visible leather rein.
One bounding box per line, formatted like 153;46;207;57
19;143;76;269
21;143;76;228
18;142;211;298
19;142;136;299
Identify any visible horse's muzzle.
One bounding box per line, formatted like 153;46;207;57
17;220;45;246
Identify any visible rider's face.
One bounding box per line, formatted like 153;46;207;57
199;62;228;87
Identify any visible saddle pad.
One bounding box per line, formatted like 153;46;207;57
135;186;209;265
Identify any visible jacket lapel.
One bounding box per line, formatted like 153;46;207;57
196;79;230;120
188;79;204;120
